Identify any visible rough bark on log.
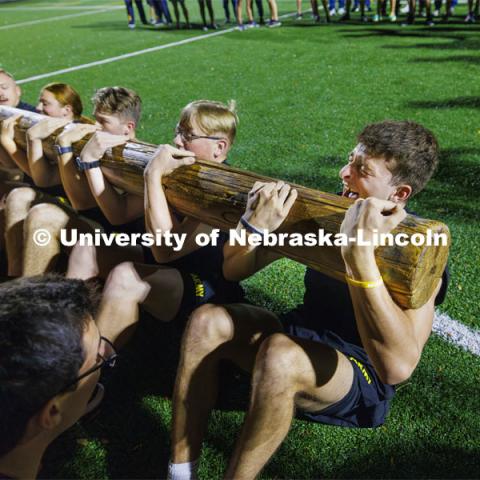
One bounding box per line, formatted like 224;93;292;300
0;106;450;309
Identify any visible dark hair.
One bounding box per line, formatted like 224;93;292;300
0;275;100;457
92;86;142;125
358;120;439;197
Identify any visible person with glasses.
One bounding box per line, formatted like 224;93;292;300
94;100;244;349
0;275;117;479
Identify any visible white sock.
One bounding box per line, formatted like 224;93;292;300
167;460;199;480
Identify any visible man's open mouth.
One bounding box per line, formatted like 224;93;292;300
342;185;359;199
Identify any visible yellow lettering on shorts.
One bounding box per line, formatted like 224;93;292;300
191;274;205;298
349;356;372;384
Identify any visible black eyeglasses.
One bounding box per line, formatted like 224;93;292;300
174;126;225;143
60;336;117;394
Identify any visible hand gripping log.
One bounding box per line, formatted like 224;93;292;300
0;106;450;309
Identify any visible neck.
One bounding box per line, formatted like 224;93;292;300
0;441;46;479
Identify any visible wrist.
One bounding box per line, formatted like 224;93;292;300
240;215;267;237
343;251;379;281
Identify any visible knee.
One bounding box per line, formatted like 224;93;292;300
5;187;36;217
105;261;150;302
25;203;68;234
255;333;300;383
185;304;233;348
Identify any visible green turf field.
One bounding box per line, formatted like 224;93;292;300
1;0;479;477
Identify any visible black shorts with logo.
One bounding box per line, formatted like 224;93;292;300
280;309;395;428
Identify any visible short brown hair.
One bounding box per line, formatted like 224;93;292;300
92;86;141;125
43;83;84;120
358;120;439;197
178;100;238;144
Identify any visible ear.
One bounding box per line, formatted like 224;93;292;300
63;104;73;118
125;120;136;136
214;138;229;160
16;85;22;98
390;184;412;204
36;397;63;431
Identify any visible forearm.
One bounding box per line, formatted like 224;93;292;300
345;251;420;384
84;167;129;225
145;171;174;233
27;137;59;187
57;152;96;210
0;135;30;174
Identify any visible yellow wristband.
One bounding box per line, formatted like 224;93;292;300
345;274;383;289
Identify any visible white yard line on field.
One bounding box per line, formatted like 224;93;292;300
17;11;298;85
434;310;480;356
0;7;121;31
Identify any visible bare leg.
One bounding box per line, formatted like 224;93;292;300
225;334;354;479
96;262;186;348
321;0;331;20
171;0;181;27
22;203;71;276
66;243;99;280
171;303;282;463
267;0;279;20
4;187;37;276
246;0;254;22
237;0;244;25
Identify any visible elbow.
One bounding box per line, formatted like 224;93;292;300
376;361;417;386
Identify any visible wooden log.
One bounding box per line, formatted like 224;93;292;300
0;106;450;309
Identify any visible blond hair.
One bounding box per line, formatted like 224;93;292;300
178;100;238;144
92;86;142;125
0;69;15;80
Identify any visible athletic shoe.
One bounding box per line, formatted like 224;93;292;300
449;7;454;14
373;14;381;21
400;4;410;13
210;23;219;29
314;14;321;22
352;5;359;12
339;13;350;20
268;19;282;27
464;13;475;22
433;9;439;16
236;23;247;30
202;25;209;31
425;18;434;26
247;21;259;27
296;13;303;19
128;22;136;29
329;8;336;15
154;21;163;27
389;14;397;21
338;7;346;14
149;17;156;24
360;15;368;22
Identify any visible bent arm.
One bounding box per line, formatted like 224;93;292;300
26;135;60;187
345;250;438;385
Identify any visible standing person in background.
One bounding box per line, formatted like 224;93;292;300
198;0;217;30
402;0;433;25
311;0;331;21
223;0;238;23
328;0;346;17
170;0;191;28
124;0;148;28
464;0;478;21
237;0;279;28
373;0;397;21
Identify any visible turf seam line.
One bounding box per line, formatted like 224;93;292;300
0;6;121;11
0;7;122;31
16;10;299;85
433;309;480;356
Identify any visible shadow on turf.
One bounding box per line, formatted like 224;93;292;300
408;96;480;109
411;54;480;64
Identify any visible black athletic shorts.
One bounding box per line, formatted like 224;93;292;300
280;310;395;428
176;271;244;324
